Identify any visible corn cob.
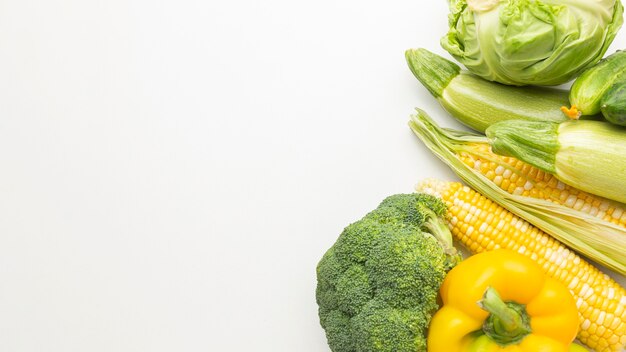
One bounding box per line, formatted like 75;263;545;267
417;178;626;352
459;143;626;228
409;109;626;274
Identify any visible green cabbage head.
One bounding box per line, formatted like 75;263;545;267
441;0;624;86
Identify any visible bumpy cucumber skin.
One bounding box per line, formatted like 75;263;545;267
601;80;626;126
570;50;626;115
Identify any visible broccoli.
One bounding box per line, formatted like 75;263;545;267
316;193;461;352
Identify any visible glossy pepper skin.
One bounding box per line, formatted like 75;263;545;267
427;249;579;352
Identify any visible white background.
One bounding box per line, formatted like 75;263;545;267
0;1;624;351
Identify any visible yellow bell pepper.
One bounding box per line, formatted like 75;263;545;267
427;249;580;352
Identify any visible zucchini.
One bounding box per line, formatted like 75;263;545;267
601;81;626;126
405;48;570;133
485;119;626;204
568;50;626;116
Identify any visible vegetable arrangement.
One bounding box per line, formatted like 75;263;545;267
417;179;626;352
316;1;626;352
408;110;626;274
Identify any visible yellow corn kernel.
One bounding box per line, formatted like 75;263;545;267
417;179;626;352
458;144;626;228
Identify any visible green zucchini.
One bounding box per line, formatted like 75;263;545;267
485;119;626;204
569;50;626;116
601;81;626;126
405;48;570;133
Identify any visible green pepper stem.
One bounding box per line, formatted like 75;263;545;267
478;287;531;346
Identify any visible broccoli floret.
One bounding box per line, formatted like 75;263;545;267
352;300;430;352
316;193;461;352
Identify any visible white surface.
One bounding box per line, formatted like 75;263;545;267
0;1;624;351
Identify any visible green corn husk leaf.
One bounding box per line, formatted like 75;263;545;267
409;109;626;275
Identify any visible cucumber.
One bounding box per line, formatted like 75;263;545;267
601;81;626;126
569;50;626;116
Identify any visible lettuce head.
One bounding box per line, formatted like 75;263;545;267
441;0;624;86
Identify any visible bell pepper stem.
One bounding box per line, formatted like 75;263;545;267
478;287;531;346
480;287;522;332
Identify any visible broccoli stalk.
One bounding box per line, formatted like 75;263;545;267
316;194;461;352
419;204;462;270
